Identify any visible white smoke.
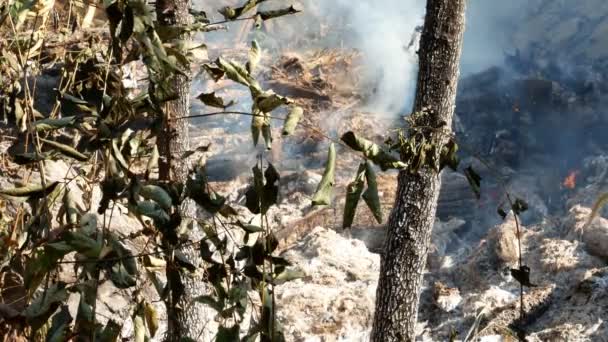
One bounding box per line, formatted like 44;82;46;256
191;0;536;116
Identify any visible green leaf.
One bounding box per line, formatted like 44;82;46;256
98;320;121;342
136;200;171;226
139;185;173;211
262;122;272;150
246;40;261;75
202;64;225;82
186;169;227;214
46;305;72;342
258;6;300;20
341;132;406;171
282;106;303;136
216;324;240;342
362;161;382;224
255;91;291;113
35;116;79;132
61;93;89;105
440;140;460;171
0;181;59;199
197;92;234;109
25;246;70;290
274;267;305;285
63;189;80;225
343;163;366;228
119;4;135;42
144;302;159;338
132;311;146;342
107;237;138;289
24;282;68;321
111;138;130;172
464;166;482;199
219;0;267;20
40;138;89;161
251;110;266;147
238;221;264;233
312;143;336;206
216;57;256;88
64;231;102;258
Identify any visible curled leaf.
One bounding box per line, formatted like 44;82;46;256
258;6;300;20
41;138;89;161
312;143;336;206
0;181;59;199
362;161;382;224
144;302;159;337
341;131;406;171
197;92;234;109
343;163;366;228
274;267;306;285
282;106;303;136
246;40;261;75
35;116;79;132
255;91;291;113
139;185;173;211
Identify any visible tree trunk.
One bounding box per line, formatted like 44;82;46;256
155;1;211;340
371;1;467;341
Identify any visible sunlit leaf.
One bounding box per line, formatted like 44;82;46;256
63;189;80;225
0;181;59;199
440;140;460;171
255;91;291;113
362;161;382;223
343;163;366;228
139;185;173;211
341;132;406;171
132;311;146;342
258;6;300;20
144;302;159;337
282;106;303;136
246;40;261;75
136;200;170;226
312;143;336;206
40;138;89;161
111;138;130;172
197;92;234;109
274;267;305;285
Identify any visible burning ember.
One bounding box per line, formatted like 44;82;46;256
563;170;580;189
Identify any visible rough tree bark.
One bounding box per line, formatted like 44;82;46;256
155;0;210;340
371;1;467;341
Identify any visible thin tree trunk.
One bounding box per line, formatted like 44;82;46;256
155;0;210;340
371;1;467;341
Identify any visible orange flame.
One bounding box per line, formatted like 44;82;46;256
563;170;579;189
